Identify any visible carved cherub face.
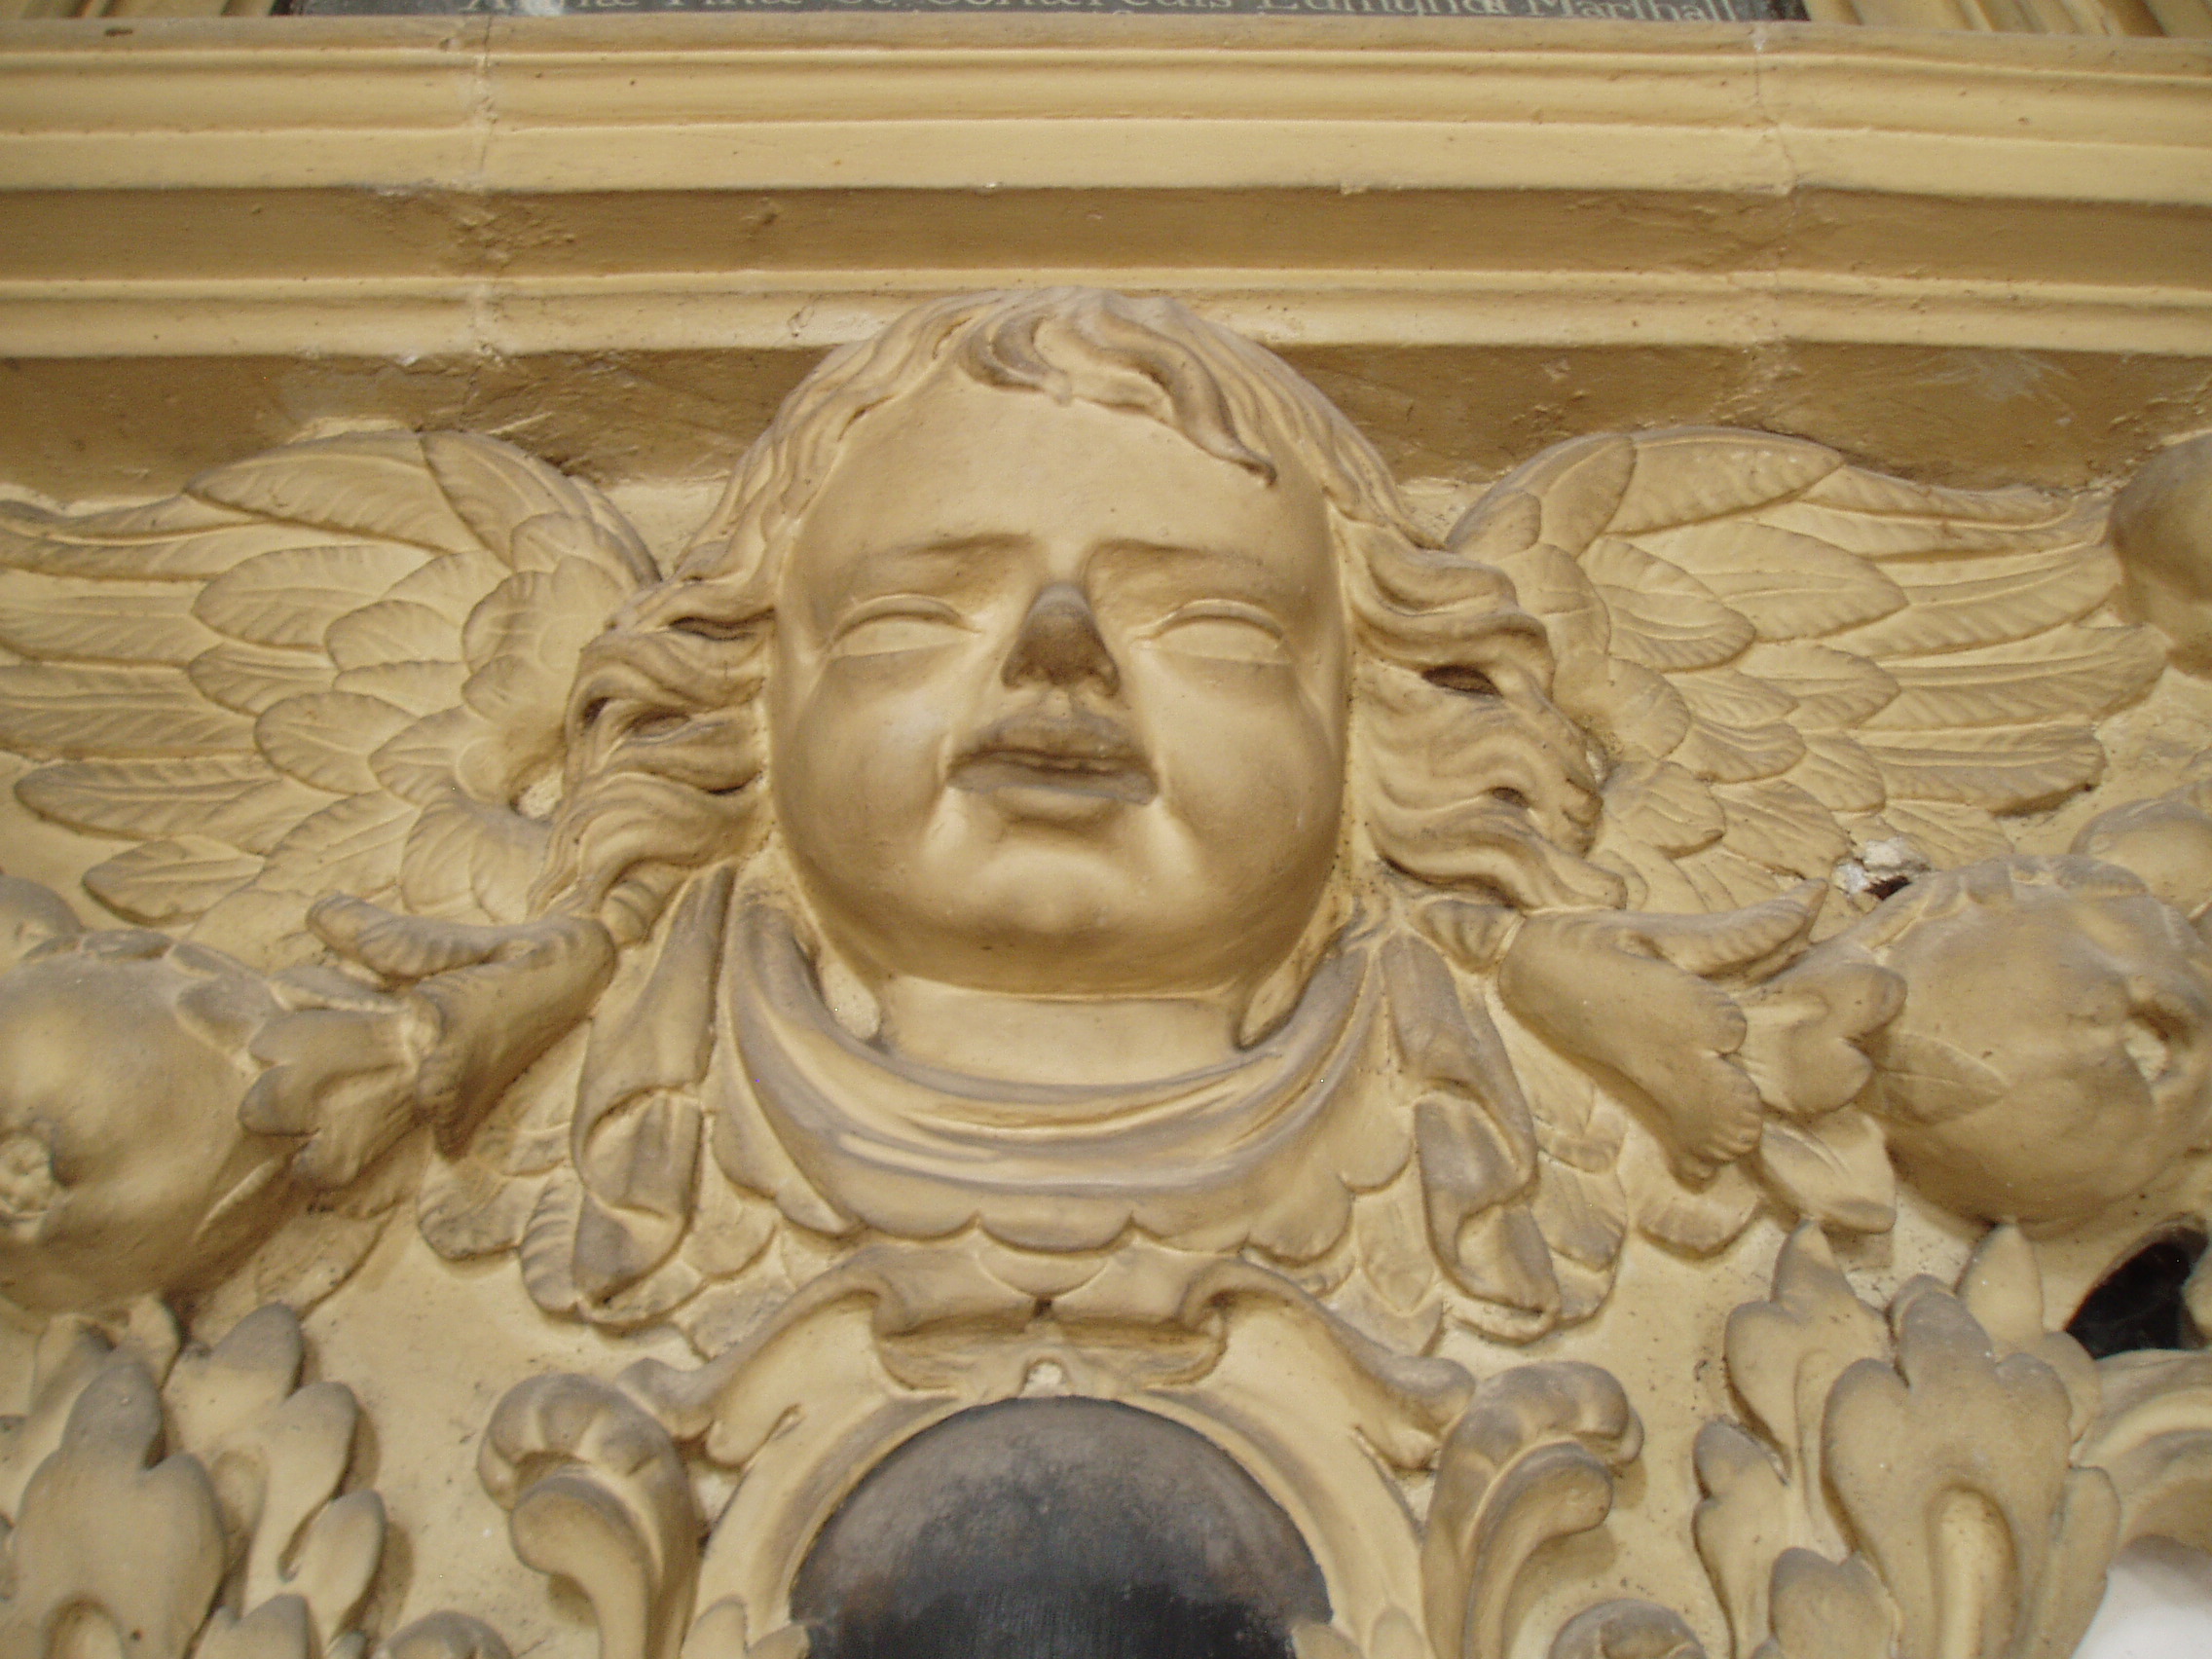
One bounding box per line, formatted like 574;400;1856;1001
0;935;290;1311
551;289;1608;1037
766;374;1349;1001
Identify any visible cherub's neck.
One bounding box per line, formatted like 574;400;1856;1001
872;977;1241;1086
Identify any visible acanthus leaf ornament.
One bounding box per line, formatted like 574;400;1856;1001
1682;1223;2212;1659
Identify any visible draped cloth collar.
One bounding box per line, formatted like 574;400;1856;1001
711;902;1405;1259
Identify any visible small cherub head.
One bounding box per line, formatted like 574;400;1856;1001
0;928;291;1311
542;290;1617;1019
2070;790;2212;919
2115;431;2212;676
1851;855;2212;1226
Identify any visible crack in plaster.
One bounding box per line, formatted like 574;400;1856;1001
461;16;504;447
1741;22;1808;431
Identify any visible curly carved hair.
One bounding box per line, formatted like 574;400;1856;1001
536;288;1618;946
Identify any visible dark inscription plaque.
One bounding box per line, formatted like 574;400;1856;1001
297;0;1807;20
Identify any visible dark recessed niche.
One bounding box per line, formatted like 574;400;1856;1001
792;1396;1330;1659
2066;1228;2210;1360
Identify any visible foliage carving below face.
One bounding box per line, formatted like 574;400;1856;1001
767;374;1349;1004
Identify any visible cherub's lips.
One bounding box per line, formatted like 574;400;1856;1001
950;714;1157;806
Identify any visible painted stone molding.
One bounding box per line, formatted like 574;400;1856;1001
0;288;2209;1655
6;1;2207;30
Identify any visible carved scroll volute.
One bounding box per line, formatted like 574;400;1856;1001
2073;1348;2212;1560
1421;1362;1644;1659
478;1375;702;1659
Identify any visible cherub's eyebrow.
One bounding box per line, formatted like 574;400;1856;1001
854;534;1026;572
1092;538;1271;572
1088;540;1306;594
1089;538;1305;605
831;535;1025;601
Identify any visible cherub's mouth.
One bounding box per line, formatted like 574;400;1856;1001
950;713;1156;805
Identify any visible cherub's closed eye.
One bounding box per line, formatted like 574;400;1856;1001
1147;601;1290;665
830;597;976;659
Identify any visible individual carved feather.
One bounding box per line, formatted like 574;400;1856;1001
1873;799;2012;867
1608;428;1842;533
424;433;595;560
1674;666;1797;730
1838;537;2114;656
1581;538;1755;672
1740;644;1896;730
1599;761;1723;859
0;665;253;756
196;544;426;650
1859;726;2109;812
1714;781;1852;881
18;756;323;853
325;599;461;673
186;642;336;718
1787;733;1886;816
84;839;268;928
0;576;218;665
257;795;416;905
193;433;483;554
1648;520;1906;640
337;658;469;717
1673;715;1807;785
0;433;657;972
0;502;309;582
255;694;416;796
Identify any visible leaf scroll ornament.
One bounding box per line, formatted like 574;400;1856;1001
1422;1361;1645;1659
0;1305;403;1659
478;1373;701;1659
1691;1225;2128;1659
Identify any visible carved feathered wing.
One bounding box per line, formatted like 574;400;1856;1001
0;432;655;970
1451;428;2163;913
1363;430;2170;1344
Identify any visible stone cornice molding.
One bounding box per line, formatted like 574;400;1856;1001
0;18;2207;358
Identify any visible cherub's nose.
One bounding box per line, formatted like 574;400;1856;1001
1001;582;1121;696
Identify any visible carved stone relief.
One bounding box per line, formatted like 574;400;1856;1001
0;288;2208;1658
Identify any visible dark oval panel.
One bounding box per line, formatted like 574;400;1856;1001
792;1396;1331;1659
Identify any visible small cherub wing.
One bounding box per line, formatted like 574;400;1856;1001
1451;429;2162;916
1402;430;2155;1313
0;431;655;970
